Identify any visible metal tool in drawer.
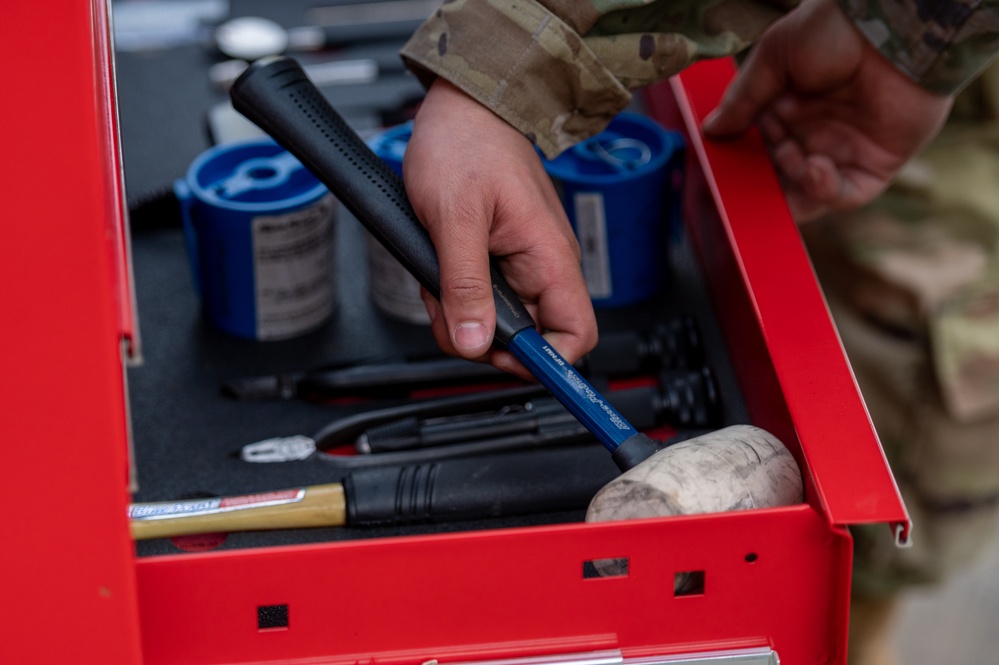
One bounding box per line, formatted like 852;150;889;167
238;367;720;465
229;56;661;472
227;56;804;537
222;316;705;402
130;444;621;539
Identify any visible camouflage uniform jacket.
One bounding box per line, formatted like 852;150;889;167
401;0;999;159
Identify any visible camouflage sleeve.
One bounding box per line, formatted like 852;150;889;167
837;0;999;94
400;0;795;158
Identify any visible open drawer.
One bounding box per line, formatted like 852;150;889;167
2;3;906;664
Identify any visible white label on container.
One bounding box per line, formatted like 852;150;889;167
573;192;613;298
365;231;430;324
252;194;336;340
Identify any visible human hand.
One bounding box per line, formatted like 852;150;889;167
403;79;597;377
703;0;953;222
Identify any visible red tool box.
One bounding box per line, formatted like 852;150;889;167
2;2;907;664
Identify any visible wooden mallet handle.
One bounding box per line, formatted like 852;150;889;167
129;484;346;540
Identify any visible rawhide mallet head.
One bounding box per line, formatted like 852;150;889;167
586;425;803;585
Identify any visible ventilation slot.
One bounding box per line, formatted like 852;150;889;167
257;604;289;630
582;557;630;579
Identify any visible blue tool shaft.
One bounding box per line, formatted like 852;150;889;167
507;328;632;452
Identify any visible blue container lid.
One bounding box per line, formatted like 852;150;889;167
542;112;681;185
183;138;328;213
367;121;414;176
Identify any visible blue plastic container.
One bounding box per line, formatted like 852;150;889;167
542;113;684;307
368;121;411;176
175;139;337;340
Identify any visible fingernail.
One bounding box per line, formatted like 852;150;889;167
453;321;490;350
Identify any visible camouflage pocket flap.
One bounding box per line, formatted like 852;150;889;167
931;283;999;422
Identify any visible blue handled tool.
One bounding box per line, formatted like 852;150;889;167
229;56;660;470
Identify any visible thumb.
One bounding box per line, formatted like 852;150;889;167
433;215;497;359
702;41;786;138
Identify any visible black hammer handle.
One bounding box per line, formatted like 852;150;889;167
130;444;619;539
229;56;533;344
344;444;618;526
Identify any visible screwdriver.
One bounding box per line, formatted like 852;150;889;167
222;317;703;401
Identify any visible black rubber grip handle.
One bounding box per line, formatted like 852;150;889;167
301;356;509;397
605;385;662;430
360;385;663;455
229;56;533;344
580;330;648;377
343;444;618;526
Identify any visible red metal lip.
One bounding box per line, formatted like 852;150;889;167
646;58;909;543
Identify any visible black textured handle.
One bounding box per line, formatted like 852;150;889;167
230;56;533;344
302;356;507;397
343;445;618;526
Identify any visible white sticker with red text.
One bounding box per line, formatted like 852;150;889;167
129;489;305;520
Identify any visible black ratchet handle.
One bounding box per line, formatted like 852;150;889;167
229;56;533;345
